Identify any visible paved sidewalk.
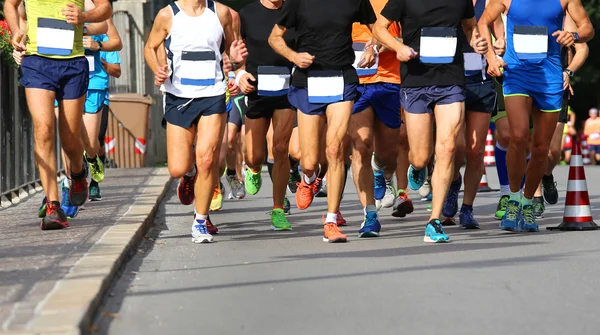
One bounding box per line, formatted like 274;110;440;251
0;168;171;335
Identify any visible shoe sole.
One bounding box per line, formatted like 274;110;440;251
323;236;348;243
461;224;480;229
494;213;504;220
315;192;327;198
392;202;414;218
358;231;380;238
500;226;519;232
272;226;292;231
192;237;214;243
40;219;69;230
89;197;102;201
423;236;449;243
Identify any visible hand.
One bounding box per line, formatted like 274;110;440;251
222;54;233;73
154;65;168;87
493;38;506;56
487;55;506;77
229;40;248;63
395;44;417;62
61;3;85;25
238;72;256;95
228;78;240;96
83;36;100;51
101;58;109;71
292;52;315;69
358;47;376;68
552;30;575;47
12;49;26;66
471;31;488;55
11;30;26;52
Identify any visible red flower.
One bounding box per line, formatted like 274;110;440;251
0;20;11;37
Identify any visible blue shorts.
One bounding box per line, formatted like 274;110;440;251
288;84;359;116
20;55;89;100
589;144;600;153
228;95;247;130
400;85;465;114
465;80;497;113
85;89;108;114
503;74;562;112
162;93;227;129
353;83;401;129
226;98;233;113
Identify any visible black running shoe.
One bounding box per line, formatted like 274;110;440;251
541;174;558;205
40;201;69;230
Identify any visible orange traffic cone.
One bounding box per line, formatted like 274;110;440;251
478;166;492;192
484;129;495;166
547;139;598;231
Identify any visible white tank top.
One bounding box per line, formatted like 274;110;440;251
161;0;226;98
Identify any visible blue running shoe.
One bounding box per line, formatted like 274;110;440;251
500;200;521;232
358;211;381;237
38;196;48;218
407;165;427;191
426;193;433;201
520;204;539;232
61;181;79;219
424;219;449;243
373;169;386;200
459;208;480;229
442;175;462;218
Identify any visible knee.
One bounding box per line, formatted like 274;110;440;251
326;142;344;161
435;141;456;160
549;145;561;161
509;130;529;148
272;139;290;158
35;124;55;143
196;147;218;173
530;142;549;159
496;130;511;148
465;145;484;164
168;164;189;179
352;137;373;161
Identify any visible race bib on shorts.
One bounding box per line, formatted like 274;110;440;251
352;42;378;77
85;49;95;74
179;51;216;86
513;26;548;61
37;18;75;56
257;66;290;96
420;27;457;64
307;70;344;104
590;133;600;140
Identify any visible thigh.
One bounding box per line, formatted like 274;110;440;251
58;96;86;134
297;110;325;156
433;101;464;143
531;108;560;148
505;96;533;137
25;88;57;129
245;117;270;150
196;112;228;155
272;108;296;144
325;101;354;145
465;110;491;151
349;106;375;146
404;111;434;153
166;123;196;167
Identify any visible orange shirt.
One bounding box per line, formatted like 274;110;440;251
351;0;401;84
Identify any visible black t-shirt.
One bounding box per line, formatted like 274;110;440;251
381;0;475;87
240;1;295;78
276;0;376;87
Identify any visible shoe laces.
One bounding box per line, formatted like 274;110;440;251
182;175;195;194
522;205;535;224
533;199;544;213
231;178;243;191
46;201;59;215
248;170;261;183
461;208;474;222
374;172;386;189
506;201;520;221
212;185;221;199
499;196;509;209
411;168;424;185
365;211;378;223
194;220;209;234
325;223;343;235
71;178;85;193
430;220;444;234
545;178;558;193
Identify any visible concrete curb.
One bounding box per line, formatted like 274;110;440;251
1;169;172;335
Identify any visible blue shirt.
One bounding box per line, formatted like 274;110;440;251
88;34;122;91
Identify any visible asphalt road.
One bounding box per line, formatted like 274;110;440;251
93;166;600;335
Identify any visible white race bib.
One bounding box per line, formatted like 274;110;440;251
420;27;457;64
307;71;344;104
85;49;95;73
513;25;548;61
352;42;378;77
464;52;483;71
37;18;75;56
590;133;600;140
179;51;216;86
257;66;290;96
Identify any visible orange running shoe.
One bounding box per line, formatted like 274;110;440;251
177;170;197;205
323;222;347;243
295;178;318;210
336;211;347;226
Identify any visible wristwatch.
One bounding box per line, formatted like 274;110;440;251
571;32;580;43
97;41;103;51
83;26;88;36
564;69;574;77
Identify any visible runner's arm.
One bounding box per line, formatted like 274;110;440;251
372;15;403;54
102;60;121;78
565;0;594;43
564;14;588;73
144;8;171;74
462;17;480;46
269;25;297;64
84;0;112;24
217;4;237;60
98;18;122;52
84;0;108;34
4;0;23;36
478;0;505;62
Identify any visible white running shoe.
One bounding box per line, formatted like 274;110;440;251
419;177;432;199
226;175;246;199
381;179;396;208
191;219;214;244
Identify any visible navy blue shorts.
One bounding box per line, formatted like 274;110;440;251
400;85;465;115
288;84;359;116
465;80;497;113
228;95;247;130
589;144;600;153
353;83;401;129
162;93;227;129
20;55;89;100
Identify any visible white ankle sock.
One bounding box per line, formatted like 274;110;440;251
325;212;337;223
304;173;316;184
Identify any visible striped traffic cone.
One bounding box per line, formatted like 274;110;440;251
478;166;492;192
581;138;591;165
547;139;598;231
484;129;495;166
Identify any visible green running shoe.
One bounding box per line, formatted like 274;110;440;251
427;203;432;212
89;181;103;201
88;156;105;183
38;197;47;218
245;168;262;195
495;195;509;220
270;208;292;230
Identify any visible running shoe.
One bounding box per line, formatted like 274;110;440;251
288;168;301;193
373;169;386;200
419;176;432;199
61;180;79;219
191;218;214;243
407;165;427;191
38;196;47;218
520;204;539;232
283;197;291;215
271;208;292;230
533;197;545;219
336;211;347;226
381;179;396;208
500;199;521;232
358;211;381;237
392;190;414;218
69;172;88;207
315;177;327;198
88;155;105;183
41;201;69;230
296;178;318;210
89;180;102;201
541;174;559;205
245;168;262;195
323;222;347;243
427;203;432;212
442;174;462;218
210;182;223;211
494;195;509;220
226;175;246;200
178;170;196;205
459;207;480;229
423;219;449;243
